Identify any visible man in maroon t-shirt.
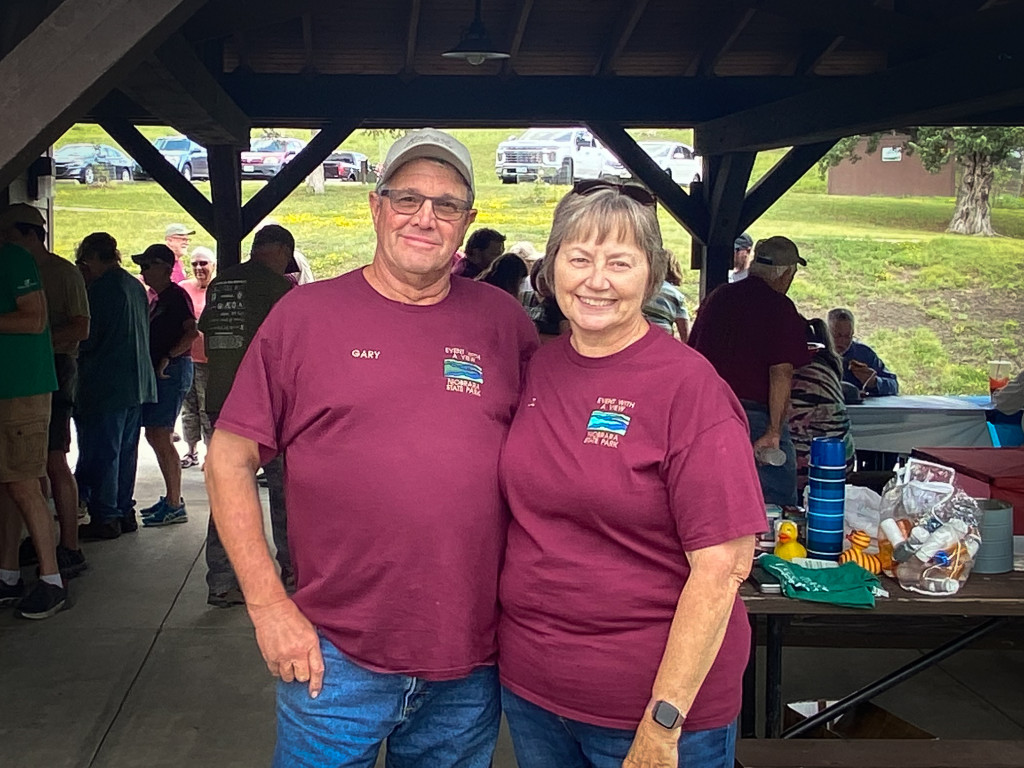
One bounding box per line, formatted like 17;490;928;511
689;236;810;506
205;129;538;767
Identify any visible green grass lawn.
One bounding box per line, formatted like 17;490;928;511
52;127;1023;395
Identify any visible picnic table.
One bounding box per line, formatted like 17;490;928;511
846;395;996;454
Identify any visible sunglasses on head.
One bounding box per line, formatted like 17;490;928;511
572;179;656;207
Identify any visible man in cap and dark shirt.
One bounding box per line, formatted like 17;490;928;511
690;236;810;506
730;231;754;282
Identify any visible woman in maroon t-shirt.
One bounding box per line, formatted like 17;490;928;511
498;182;767;768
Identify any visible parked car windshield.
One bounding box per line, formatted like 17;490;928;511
639;142;674;158
517;129;573;143
155;138;191;151
56;145;95;158
251;139;287;152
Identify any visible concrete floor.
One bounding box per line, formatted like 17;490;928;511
2;441;1023;767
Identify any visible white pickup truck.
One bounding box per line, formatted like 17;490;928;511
495;127;608;184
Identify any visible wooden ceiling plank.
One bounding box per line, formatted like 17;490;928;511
757;0;936;51
588;121;709;241
593;0;650;77
0;0;208;192
302;12;315;73
404;0;422;75
501;0;535;75
692;5;757;78
791;34;844;76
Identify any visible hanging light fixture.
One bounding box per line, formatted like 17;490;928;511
442;0;510;66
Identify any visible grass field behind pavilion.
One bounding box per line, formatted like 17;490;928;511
51;125;1024;395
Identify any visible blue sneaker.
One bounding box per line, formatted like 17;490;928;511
142;499;188;527
140;496;168;517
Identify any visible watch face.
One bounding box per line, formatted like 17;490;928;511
652;700;681;730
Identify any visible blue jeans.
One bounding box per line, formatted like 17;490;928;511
274;635;500;768
743;403;797;506
502;688;736;768
74;405;142;524
141;356;193;429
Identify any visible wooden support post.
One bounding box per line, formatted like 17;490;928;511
695;150;755;300
587;121;709;243
100;116;214;233
207;145;243;269
241;119;361;235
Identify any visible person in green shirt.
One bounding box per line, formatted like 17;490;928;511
0;220;64;620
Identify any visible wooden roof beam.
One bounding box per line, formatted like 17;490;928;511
0;0;207;192
592;0;649;77
695;46;1024;155
688;3;756;78
790;34;844;76
757;0;934;51
588;121;709;242
301;12;315;74
404;0;422;75
118;33;251;147
737;140;837;232
241;118;362;235
99;115;215;233
500;0;535;75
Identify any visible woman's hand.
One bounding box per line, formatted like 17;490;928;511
622;719;678;768
156;356;170;379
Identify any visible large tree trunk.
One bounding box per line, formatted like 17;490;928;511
947;151;996;235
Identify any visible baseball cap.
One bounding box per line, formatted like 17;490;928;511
753;236;806;267
734;232;753;251
131;243;175;266
165;223;195;237
376;129;475;202
0;203;45;229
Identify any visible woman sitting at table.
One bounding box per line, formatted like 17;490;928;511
497;180;767;768
789;318;855;494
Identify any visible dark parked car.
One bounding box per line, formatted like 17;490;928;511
323;151;368;181
54;143;135;184
241;137;306;180
134;136;208;181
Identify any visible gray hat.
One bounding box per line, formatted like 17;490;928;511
165;223;195;237
734;232;753;251
0;203;45;229
376;128;475;202
753;236;806;267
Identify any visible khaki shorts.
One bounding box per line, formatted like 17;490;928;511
0;393;51;483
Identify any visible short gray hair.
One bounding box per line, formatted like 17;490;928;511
537;187;667;302
748;262;794;282
828;307;855;325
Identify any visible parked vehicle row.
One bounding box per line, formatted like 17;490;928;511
55;144;135;184
495;128;703;187
133;136;209;181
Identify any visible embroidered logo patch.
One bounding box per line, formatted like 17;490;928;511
444;346;483;397
584;397;636;448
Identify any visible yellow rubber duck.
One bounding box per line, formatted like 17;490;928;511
774;521;807;561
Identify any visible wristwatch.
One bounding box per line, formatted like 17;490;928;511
651;700;685;730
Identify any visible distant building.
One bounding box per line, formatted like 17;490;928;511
828;133;955;197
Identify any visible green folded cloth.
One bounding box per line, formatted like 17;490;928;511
758;554;881;609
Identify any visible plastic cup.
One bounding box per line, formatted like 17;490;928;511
755;446;787;466
807;497;845;515
810;437;846;469
808;481;845;501
989;360;1013;395
808;465;847;481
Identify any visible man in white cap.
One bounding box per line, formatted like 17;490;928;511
163;223;194;284
690;235;810;507
206;129;539;765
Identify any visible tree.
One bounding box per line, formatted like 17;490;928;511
819;127;1024;236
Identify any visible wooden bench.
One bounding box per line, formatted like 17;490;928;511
734;739;1024;768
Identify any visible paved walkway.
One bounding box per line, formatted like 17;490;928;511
2;441;1023;767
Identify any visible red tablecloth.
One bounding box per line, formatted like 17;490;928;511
912;447;1024;534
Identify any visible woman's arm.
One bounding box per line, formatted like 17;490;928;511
623;534;755;768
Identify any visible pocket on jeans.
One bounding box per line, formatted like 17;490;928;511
0;420;48;480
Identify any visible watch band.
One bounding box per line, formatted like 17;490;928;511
651;699;684;730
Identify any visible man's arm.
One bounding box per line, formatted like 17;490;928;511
205;429;323;697
993;371;1024;415
50;315;90;347
623;535;755;767
0;290;47;334
752;362;793;451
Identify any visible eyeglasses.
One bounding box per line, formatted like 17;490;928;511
379;189;472;221
572;179;656;207
191;261;210;267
